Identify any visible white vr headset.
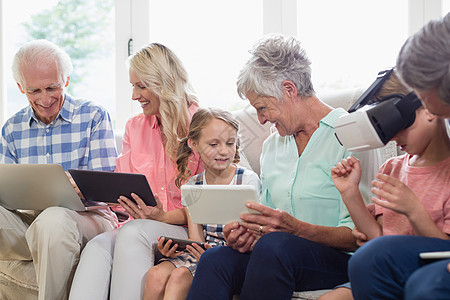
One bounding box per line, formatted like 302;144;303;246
334;69;422;152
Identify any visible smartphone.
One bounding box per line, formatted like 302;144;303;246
160;236;206;252
419;251;450;260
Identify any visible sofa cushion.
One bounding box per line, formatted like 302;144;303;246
0;260;37;299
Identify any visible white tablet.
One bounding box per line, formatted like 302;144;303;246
419;251;450;260
181;185;260;224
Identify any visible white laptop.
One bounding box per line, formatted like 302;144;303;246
0;164;96;211
181;185;260;224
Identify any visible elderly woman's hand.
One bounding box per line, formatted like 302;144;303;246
240;202;301;236
352;227;368;248
118;193;165;221
223;222;258;253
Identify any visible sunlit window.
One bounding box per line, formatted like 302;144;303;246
297;0;408;93
2;0;447;129
145;0;263;112
3;0;116;123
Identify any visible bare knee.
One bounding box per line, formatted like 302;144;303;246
318;287;353;300
145;264;172;294
166;267;193;289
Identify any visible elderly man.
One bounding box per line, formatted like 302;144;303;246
187;35;376;300
349;12;450;300
0;40;118;300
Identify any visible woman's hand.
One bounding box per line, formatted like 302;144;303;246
240;202;301;236
157;236;182;258
223;222;257;253
66;171;85;200
185;243;213;261
331;156;362;196
352;227;368;248
118;193;165;221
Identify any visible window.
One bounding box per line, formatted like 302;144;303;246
1;0;116;124
1;0;446;130
297;0;408;93
145;0;263;112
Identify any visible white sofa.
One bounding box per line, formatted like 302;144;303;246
0;87;399;300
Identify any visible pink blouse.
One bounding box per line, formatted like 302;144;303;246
115;107;203;212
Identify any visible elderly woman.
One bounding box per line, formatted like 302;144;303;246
69;43;203;300
349;12;450;300
186;35;374;300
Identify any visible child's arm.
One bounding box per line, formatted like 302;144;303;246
331;156;383;240
371;173;450;240
184;207;213;260
185;207;205;243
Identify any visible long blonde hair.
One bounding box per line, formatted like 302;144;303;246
128;43;199;160
175;107;241;188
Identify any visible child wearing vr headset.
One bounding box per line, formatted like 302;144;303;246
319;69;450;300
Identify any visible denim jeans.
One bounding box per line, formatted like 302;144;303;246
187;232;350;300
349;235;450;300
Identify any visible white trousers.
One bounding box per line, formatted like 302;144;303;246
69;219;188;300
0;205;118;300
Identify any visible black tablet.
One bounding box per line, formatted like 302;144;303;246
68;169;157;207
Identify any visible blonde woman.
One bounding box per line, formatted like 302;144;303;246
70;43;203;300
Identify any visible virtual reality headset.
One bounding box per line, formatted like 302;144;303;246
334;68;422;152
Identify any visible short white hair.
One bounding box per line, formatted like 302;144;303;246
237;35;314;101
12;39;73;88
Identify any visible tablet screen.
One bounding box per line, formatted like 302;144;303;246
181;185;259;224
68;169;157;207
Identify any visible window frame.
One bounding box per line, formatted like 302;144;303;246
0;0;444;129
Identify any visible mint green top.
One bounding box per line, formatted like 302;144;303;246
260;108;354;229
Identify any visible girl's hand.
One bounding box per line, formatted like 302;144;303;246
331;156;362;196
185;243;213;261
157;236;181;258
118;193;165;221
371;174;423;217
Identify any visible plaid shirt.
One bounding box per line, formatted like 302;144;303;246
0;94;117;171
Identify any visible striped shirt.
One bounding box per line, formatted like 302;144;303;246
0;94;117;171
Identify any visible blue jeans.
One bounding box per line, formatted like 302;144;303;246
187;232;350;300
349;235;450;300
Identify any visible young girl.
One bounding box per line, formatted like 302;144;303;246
143;107;261;300
320;70;450;300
